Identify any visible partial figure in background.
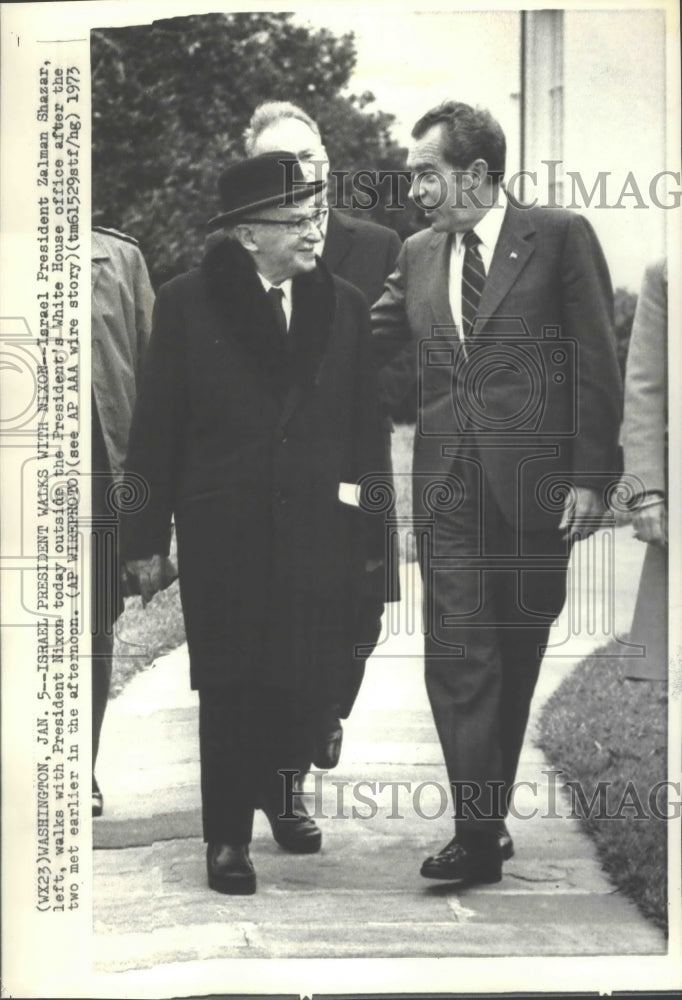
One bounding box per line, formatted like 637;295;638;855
622;258;668;681
90;227;155;816
244;100;403;762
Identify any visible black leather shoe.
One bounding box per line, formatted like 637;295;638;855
260;785;322;854
312;714;343;770
498;822;514;860
206;843;256;895
92;776;103;818
421;837;502;884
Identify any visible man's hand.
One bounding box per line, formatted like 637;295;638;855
559;486;605;541
632;500;667;547
124;554;177;607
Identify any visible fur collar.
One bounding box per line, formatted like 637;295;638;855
201;236;336;393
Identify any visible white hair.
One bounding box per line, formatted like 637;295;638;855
244;101;321;156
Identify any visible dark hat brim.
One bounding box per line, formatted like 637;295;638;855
207;178;326;232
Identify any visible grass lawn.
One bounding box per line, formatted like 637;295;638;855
111;580;186;697
537;641;669;932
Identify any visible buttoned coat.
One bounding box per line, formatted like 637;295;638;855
121;238;389;695
372;202;623;532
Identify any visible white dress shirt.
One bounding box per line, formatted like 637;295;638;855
448;187;508;339
257;273;293;330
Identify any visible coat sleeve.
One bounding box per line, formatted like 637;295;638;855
383;228;402;281
129;243;155;380
370;243;418;419
560;214;623;488
622;259;667;496
120;279;188;561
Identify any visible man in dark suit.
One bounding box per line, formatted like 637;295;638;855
372;101;622;886
122;153;389;895
244;101;402;755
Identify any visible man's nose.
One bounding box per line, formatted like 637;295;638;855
304;225;323;244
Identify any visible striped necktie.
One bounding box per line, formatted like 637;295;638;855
267;285;288;339
461;230;486;341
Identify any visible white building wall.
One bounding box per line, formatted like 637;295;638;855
563;10;668;291
524;9;669;291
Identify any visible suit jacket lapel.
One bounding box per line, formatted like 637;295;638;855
427;231;456;331
477;204;535;323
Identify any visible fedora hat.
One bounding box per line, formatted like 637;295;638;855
207;151;326;232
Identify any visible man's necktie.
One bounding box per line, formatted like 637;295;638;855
461;230;486;341
267;285;288;340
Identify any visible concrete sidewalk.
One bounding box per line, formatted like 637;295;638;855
93;527;666;970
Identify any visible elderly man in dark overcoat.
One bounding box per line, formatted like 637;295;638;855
245;101;404;750
121;152;390;895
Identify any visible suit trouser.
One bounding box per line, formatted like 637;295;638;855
198;684;316;845
421;447;570;840
626;542;667;680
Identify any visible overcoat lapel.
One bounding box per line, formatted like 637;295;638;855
278;265;336;431
202;236;288;376
201;236;336;430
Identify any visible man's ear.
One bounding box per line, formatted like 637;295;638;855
233;223;258;253
468;158;490;189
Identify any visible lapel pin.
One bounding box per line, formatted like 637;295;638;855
510;251;518;260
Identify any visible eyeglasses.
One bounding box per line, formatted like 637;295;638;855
240;209;328;235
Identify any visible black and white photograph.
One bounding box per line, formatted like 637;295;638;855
0;1;680;996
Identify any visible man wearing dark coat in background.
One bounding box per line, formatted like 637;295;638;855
121;153;390;895
244;101;403;749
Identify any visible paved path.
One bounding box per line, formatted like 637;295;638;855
93;527;666;971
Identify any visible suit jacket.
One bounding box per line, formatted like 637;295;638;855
622;258;667;496
322;209;401;307
121;238;390;693
372;201;623;533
